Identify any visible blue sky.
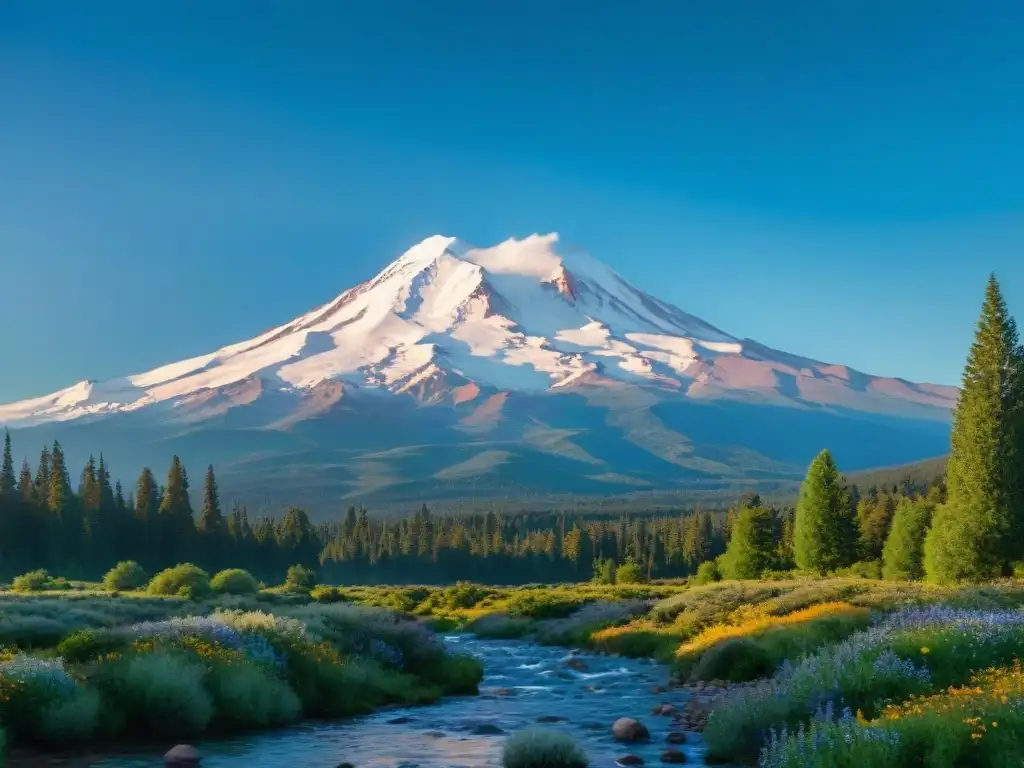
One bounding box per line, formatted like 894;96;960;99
1;1;1022;402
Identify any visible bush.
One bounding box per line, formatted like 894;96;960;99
0;655;96;745
204;659;301;730
285;565;317;591
102;561;148;591
468;613;534;640
310;585;349;603
693;560;721;585
56;629;125;664
210;569;260;596
507;592;590;621
615;558;645;584
12;569;54;593
502;728;588;768
147;564;211;598
419;653;483;696
34;686;100;745
833;560;882;580
688;636;774;682
91;652;214;738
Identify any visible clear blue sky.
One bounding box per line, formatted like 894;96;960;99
1;1;1022;402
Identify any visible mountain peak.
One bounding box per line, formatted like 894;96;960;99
0;234;958;431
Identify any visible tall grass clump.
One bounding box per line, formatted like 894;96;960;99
0;654;99;745
502;728;588;768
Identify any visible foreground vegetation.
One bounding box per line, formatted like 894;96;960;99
0;572;482;757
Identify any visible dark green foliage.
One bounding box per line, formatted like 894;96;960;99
591;557;616;584
147;563;211;597
285;564;317;591
882;497;934;581
693;560;721;585
926;275;1024;583
614;557;644;584
794;450;857;574
103;561;148;591
56;629;125;663
720;505;777;579
210;568;261;595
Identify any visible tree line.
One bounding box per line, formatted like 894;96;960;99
718;274;1023;585
0;274;1015;587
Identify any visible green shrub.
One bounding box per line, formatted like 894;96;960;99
310;585;348;603
833;560;882;580
507;592;590;620
418;653;483;695
12;569;54;593
102;561;148;591
591;557;616;585
204;659;301;730
56;629;125;664
210;569;260;595
35;686;100;745
502;728;588;768
468;613;534;639
147;564;211;598
92;652;214;738
615;558;645;584
693;560;721;585
882;497;934;581
285;565;317;591
685;636;774;682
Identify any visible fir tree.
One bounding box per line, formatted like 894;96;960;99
794;449;857;574
47;441;71;513
720;504;776;579
18;459;33;503
198;465;223;533
882;497;934;581
926;275;1024;583
0;430;15;497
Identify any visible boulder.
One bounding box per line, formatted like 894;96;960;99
652;703;678;717
165;745;201;767
616;757;645;766
612;718;650;742
660;749;687;764
666;732;688;745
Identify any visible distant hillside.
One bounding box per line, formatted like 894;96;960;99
849;455;948;493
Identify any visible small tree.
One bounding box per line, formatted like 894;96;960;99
285;564;317;591
693;560;722;585
794;449;857;574
883;497;934;581
591;557;616;585
720;505;777;579
103;561;148;591
12;569;53;592
615;557;644;584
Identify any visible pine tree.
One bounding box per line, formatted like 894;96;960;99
33;446;51;501
0;430;15;497
198;465;223;532
720;504;776;579
882;497;934;581
18;459;33;503
47;441;71;513
926;275;1024;583
158;456;194;566
794;449;857;574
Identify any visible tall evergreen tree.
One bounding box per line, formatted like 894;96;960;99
18;459;34;503
158;456;194;565
198;465;223;532
926;275;1024;583
794;449;857;574
883;497;934;581
0;430;15;497
720;504;776;579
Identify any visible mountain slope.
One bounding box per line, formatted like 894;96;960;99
0;234;956;512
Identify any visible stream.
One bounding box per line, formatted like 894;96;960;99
87;635;706;768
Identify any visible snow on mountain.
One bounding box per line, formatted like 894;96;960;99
0;233;957;429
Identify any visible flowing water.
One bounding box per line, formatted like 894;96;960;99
88;636;706;768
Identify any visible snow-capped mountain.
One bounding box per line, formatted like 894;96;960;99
0;234;956;512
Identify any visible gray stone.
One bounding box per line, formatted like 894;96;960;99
612;718;650;742
165;744;201;767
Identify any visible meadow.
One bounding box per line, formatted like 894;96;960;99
0;563;482;760
5;565;1024;767
332;574;1024;766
